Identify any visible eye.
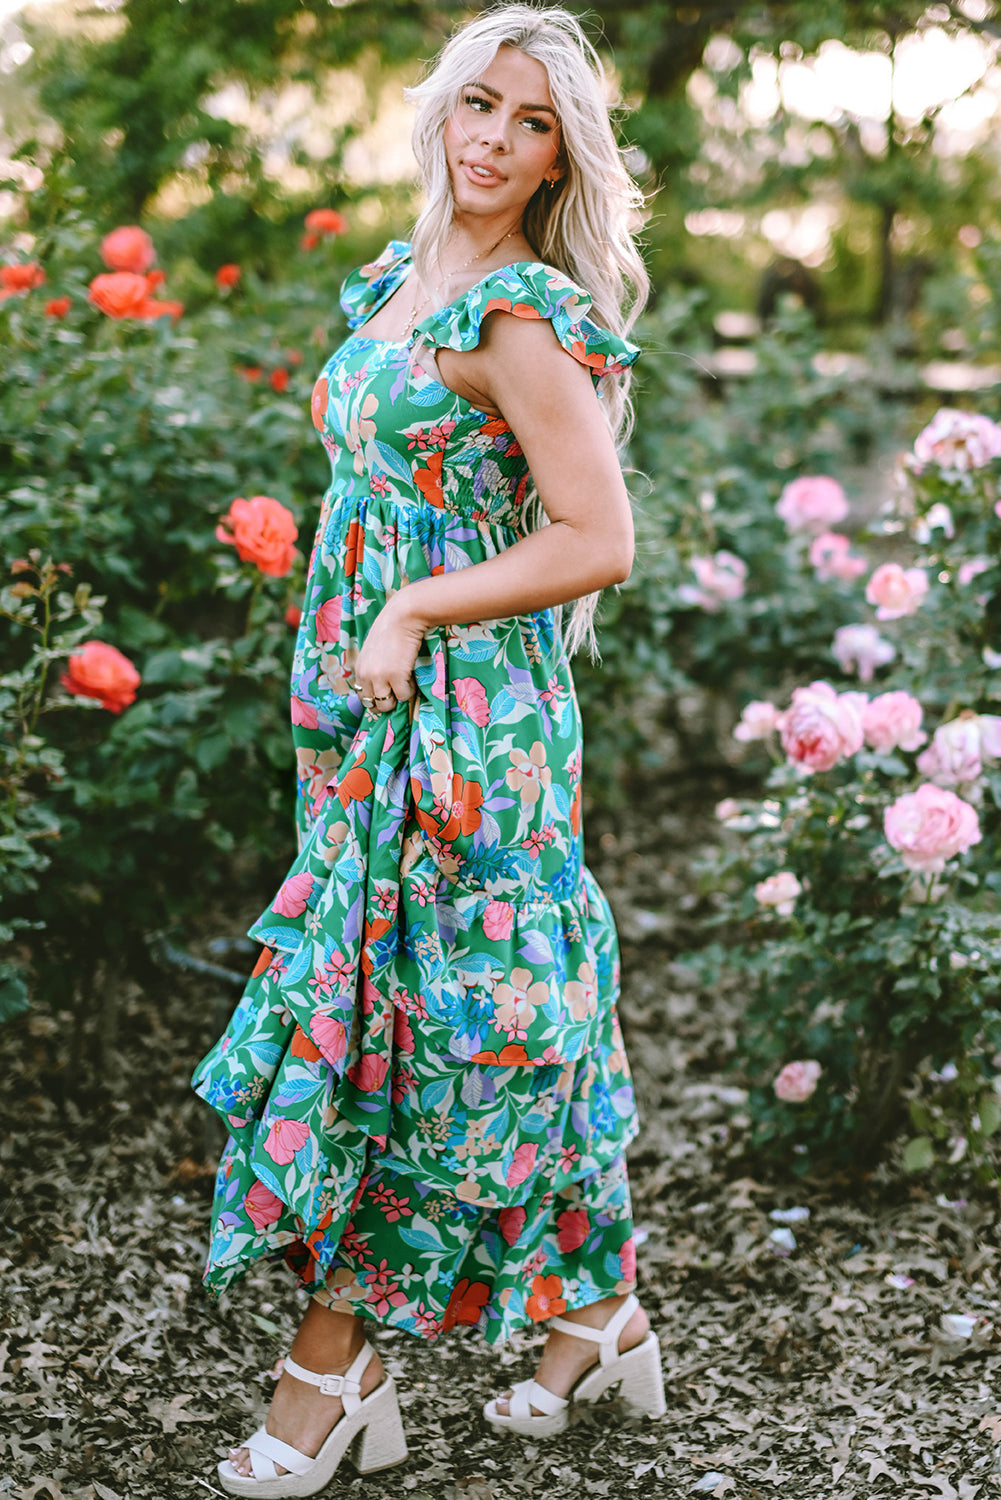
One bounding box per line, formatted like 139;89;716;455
463;93;491;112
523;117;552;134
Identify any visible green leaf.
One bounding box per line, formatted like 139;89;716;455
902;1136;935;1173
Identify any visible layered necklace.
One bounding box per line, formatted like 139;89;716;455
402;225;520;340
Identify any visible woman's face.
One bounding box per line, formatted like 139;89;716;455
443;45;564;226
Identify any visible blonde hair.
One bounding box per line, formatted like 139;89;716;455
405;3;648;655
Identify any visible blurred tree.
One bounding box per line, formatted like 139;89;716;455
13;0;1001;318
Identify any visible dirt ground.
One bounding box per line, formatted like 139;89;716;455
3;777;1001;1500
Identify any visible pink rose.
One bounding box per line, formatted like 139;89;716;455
865;563;929;621
832;623;896;683
913;408;1001;473
347;1052;390;1093
883;784;981;872
778;681;866;772
776;476;849;535
715;798;741;821
754;871;802;915
958;557;991;588
618;1236;637;1283
862;692;926;753
482;900;515;941
311;1012;347;1066
498;1205;526;1246
506;1141;537;1187
272;870;314;918
315;596;343;642
262;1118;310;1165
453;676;491;726
290;695;318;729
809;531;867;582
774;1060;822;1103
244;1179;284;1232
734;700;781;742
679;550;747;611
556;1208;590;1252
916;713;1001;786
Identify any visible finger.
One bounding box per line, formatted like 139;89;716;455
372;687;397;714
388;674;416;703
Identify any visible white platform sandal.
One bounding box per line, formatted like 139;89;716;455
483;1294;666;1438
217;1341;408;1497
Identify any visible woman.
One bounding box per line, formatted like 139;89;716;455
193;6;664;1494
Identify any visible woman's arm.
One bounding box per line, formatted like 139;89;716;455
354;311;634;704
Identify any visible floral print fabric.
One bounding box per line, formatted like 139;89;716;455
192;242;642;1343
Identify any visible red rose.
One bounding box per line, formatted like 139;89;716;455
101;225;155;275
216;495;298;577
237;365;263;383
1;262;45;294
88;272;150;319
45;296;72;319
270;367;289;393
285;603;302;629
215;263;242;289
304;208;347;236
145;268;167;291
61;641;141;714
300;233;320;252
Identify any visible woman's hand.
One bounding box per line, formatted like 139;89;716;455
352;591;426;712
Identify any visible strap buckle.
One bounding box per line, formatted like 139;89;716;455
318;1373;346;1396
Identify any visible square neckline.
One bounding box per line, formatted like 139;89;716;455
348;247;544;346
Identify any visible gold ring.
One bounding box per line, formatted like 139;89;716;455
374;692;395;704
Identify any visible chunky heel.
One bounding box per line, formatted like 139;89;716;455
577;1331;667;1417
352;1381;409;1473
218;1342;408;1496
483;1295;666;1438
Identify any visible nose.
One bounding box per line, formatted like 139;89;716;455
479;119;510;153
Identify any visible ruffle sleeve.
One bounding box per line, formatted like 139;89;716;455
339;239;411;331
415;260;640;379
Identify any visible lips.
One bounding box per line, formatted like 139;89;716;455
462;160;505;184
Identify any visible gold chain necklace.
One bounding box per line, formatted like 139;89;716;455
403;226;519;339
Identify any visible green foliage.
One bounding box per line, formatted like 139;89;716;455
1;208;354;1013
680;427;1001;1178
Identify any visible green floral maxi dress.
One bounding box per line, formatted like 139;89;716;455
192;242;642;1343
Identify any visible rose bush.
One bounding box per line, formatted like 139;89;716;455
682;408;1001;1177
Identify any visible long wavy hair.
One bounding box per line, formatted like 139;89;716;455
405;4;648;655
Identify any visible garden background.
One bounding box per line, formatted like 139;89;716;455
2;1;1001;1496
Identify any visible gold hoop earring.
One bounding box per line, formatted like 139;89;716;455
546;178;557;190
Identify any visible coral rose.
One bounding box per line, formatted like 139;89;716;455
304;208;347;236
883;784;981;872
754;871;802;915
679;550;747;611
776;476;849;534
913;408;1001;474
88;271;151;319
215;263;242;289
865;563;929;620
270;367;290;393
809;531;867;582
1;262;45;295
862;691;926;753
832;623;896;683
61;641;140;714
778;681;866;773
101;225;155;274
734;700;781;742
216;495;298;577
45;296;72;318
774;1060;821;1103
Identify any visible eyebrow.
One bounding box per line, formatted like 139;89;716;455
466;80;558;117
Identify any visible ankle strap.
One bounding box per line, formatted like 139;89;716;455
283;1340;373;1401
548;1294;639;1367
